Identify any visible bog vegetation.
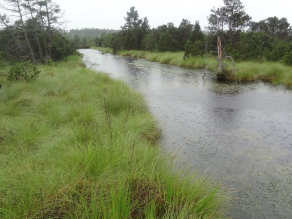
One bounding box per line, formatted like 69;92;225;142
0;56;231;218
0;0;232;218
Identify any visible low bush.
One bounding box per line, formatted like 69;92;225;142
7;61;41;82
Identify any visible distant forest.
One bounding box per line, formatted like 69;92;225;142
0;0;291;66
72;0;292;66
65;28;118;39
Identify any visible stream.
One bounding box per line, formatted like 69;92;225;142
80;49;292;219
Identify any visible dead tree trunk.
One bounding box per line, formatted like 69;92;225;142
37;4;49;63
44;0;52;60
15;0;37;63
217;36;223;74
203;36;238;81
25;0;44;62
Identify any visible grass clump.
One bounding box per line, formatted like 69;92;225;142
94;47;292;86
0;55;231;218
236;61;292;85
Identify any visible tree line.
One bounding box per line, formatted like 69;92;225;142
66;28;118;39
81;0;292;65
0;0;76;64
1;0;292;66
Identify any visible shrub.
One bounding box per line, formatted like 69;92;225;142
0;52;7;67
283;51;292;66
47;59;55;66
158;31;178;52
7;61;41;82
184;40;205;58
282;43;292;66
142;32;157;51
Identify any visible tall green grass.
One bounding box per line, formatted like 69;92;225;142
236;61;292;85
95;47;292;86
0;56;230;218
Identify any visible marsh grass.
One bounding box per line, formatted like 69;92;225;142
95;47;292;86
0;56;230;218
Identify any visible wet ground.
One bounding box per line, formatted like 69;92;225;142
80;49;292;219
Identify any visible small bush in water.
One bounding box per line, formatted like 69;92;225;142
7;61;41;81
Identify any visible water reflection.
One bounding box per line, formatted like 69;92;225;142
80;49;292;219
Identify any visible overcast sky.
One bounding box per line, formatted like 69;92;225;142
57;0;292;30
12;0;292;30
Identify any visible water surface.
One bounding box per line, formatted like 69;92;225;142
80;49;292;219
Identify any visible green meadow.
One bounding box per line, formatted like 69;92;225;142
0;56;230;218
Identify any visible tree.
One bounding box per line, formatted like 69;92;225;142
38;0;64;60
178;19;193;50
184;40;205;58
224;0;251;31
207;7;226;37
250;16;292;40
101;33;113;47
23;0;44;62
0;14;26;58
140;17;150;48
81;36;88;46
207;0;251;44
188;21;204;43
142;32;157;51
0;0;74;63
121;6;142;50
157;31;177;52
121;6;141;31
1;0;37;63
282;43;292;66
73;34;81;47
224;31;273;60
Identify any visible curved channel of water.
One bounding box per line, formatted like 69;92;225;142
80;49;292;219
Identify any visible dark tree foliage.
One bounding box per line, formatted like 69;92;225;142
184;40;205;58
112;32;124;53
188;21;204;43
51;32;76;60
224;31;272;60
73;34;81;47
121;7;143;50
207;0;251;45
178;19;193;50
250;17;292;41
224;31;291;61
282;43;292;66
183;22;205;58
0;0;76;63
142;32;157;51
157;31;178;52
205;0;292;64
